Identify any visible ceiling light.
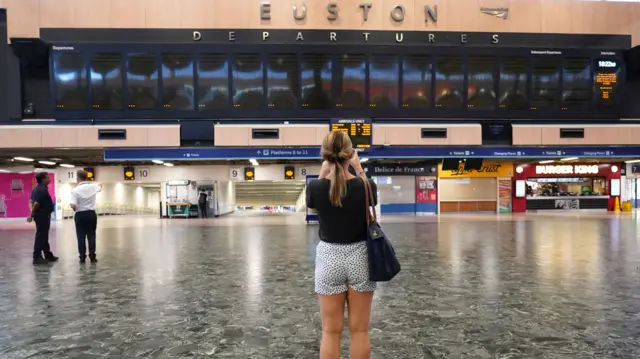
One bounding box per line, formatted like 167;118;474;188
538;160;554;164
360;158;369;163
49;158;63;161
560;157;578;161
625;159;640;163
164;163;174;167
152;160;164;164
0;169;9;173
13;156;34;162
38;160;56;166
59;164;75;168
249;159;259;166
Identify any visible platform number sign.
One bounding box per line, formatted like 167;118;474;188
285;166;295;180
137;167;150;179
230;167;243;181
300;167;308;177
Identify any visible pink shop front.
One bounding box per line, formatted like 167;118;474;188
0;172;56;219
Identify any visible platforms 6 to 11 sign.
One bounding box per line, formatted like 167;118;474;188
330;119;372;152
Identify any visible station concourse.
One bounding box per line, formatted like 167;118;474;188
2;0;640;357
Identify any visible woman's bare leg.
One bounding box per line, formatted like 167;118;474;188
319;293;347;359
346;288;374;359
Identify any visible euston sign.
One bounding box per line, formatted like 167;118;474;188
257;2;438;24
535;165;600;175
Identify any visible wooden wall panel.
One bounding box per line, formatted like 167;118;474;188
145;0;181;29
509;0;542;33
541;0;573;34
180;0;216;29
38;0;75;28
213;0;250;28
1;0;638;43
5;0;40;38
110;0;146;28
73;0;111;28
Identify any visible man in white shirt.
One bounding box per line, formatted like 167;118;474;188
70;170;102;263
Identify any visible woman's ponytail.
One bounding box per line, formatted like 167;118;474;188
321;130;353;207
329;162;347;207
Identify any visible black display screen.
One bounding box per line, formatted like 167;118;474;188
336;54;366;108
531;58;560;109
53;52;88;110
594;58;620;107
161;53;194;110
434;56;463;109
402;55;432;108
499;58;528;110
301;54;332;109
562;57;591;109
126;54;159;110
266;54;298;109
369;55;399;109
90;53;123;110
231;54;263;109
197;54;229;109
467;56;496;110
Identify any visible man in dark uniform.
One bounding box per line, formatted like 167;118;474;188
198;190;208;218
28;172;58;265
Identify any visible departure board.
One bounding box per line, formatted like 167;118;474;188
594;58;620;107
330;118;372;152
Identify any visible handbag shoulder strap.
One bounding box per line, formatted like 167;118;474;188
361;177;377;224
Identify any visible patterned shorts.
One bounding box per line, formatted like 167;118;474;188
315;240;377;295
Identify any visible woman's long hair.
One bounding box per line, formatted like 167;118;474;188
321;131;353;207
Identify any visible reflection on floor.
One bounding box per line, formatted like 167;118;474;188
1;213;640;358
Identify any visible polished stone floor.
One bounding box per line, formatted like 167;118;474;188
1;213;640;358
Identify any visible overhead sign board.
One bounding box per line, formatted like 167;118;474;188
105;146;640;161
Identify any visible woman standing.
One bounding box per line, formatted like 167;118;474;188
306;130;378;359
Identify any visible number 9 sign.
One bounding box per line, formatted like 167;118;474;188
229;168;242;181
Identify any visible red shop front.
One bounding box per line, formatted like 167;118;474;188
512;163;622;212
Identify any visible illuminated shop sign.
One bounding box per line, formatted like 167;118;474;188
535;165;599;175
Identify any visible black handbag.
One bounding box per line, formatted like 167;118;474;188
362;178;401;282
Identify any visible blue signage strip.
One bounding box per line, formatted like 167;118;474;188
103;146;640;161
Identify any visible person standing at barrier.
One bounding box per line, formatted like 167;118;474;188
70;170;102;263
307;131;378;359
28;172;58;265
198;189;208;218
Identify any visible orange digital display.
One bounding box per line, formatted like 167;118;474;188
330;119;372;151
595;72;617;101
594;58;620;107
